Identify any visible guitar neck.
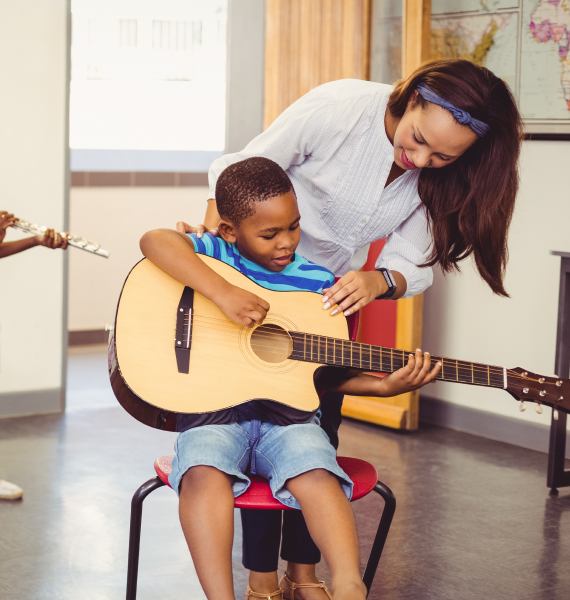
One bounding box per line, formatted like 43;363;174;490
288;332;506;389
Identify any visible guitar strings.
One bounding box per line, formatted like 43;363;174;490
178;314;532;382
174;312;559;384
183;314;524;379
184;313;508;374
179;321;551;388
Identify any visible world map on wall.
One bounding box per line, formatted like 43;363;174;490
431;0;570;123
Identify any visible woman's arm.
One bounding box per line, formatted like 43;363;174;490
322;204;432;314
140;229;270;327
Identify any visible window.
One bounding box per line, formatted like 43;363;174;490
120;20;137;48
70;0;227;158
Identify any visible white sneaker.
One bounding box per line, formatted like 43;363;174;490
0;479;24;500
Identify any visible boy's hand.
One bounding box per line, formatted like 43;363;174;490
376;349;440;396
216;285;270;327
176;222;219;239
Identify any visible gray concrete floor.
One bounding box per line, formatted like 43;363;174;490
0;347;569;599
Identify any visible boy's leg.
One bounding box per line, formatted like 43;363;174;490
170;422;252;600
280;391;344;596
285;469;366;600
179;465;236;599
254;416;361;599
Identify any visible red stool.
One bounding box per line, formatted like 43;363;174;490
126;455;395;599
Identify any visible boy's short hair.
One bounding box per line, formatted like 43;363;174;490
215;157;294;226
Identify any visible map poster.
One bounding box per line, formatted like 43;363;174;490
432;0;570;134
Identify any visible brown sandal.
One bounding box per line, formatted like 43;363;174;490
280;573;332;600
245;585;283;600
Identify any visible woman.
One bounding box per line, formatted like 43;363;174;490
177;59;523;599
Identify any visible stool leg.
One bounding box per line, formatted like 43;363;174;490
362;481;396;596
126;477;166;600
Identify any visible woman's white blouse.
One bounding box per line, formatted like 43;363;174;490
208;79;433;298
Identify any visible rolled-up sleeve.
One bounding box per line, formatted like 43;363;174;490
376;204;433;298
207;86;334;199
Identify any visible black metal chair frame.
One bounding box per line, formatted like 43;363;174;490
126;476;396;600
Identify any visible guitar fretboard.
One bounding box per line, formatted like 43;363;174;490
288;332;505;388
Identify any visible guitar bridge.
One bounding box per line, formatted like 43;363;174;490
175;286;194;374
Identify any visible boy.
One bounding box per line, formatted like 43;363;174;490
140;158;439;600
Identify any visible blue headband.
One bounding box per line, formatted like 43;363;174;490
416;82;490;138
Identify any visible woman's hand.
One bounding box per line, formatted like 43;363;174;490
37;229;69;250
322;270;387;316
376;350;440;396
175;222;219;238
0;212;15;243
215;285;270;328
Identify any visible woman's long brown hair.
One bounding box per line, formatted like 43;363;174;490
388;59;523;296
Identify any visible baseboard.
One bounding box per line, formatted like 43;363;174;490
420;395;570;459
69;329;107;346
0;388;64;419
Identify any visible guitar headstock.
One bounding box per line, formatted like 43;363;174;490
506;368;570;415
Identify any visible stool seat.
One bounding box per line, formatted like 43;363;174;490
154;455;378;510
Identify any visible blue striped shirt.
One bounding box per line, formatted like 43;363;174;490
188;233;335;294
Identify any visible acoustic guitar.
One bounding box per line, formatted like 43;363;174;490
108;255;570;431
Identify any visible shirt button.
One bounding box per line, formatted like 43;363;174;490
361;219;367;224
352;232;357;237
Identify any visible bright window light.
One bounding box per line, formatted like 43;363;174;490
70;0;227;152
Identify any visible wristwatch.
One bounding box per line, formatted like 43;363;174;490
375;268;397;300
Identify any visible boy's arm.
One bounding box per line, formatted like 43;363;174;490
315;349;441;397
140;229;270;327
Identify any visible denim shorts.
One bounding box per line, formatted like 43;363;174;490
168;417;353;510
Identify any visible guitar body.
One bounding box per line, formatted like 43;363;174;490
109;256;350;431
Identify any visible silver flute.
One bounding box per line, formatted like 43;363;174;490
12;218;110;258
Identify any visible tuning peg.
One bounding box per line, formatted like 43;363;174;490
519;401;526;412
553;409;559;421
535;404;543;415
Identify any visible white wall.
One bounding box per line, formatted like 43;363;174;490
422;140;570;429
68;186;208;331
0;1;69;414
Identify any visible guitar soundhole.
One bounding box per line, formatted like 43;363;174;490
250;324;293;364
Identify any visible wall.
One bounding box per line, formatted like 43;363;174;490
225;0;265;153
0;1;70;417
422;141;570;436
68;187;208;331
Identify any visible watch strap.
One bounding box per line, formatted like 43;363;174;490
375;268;397;300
